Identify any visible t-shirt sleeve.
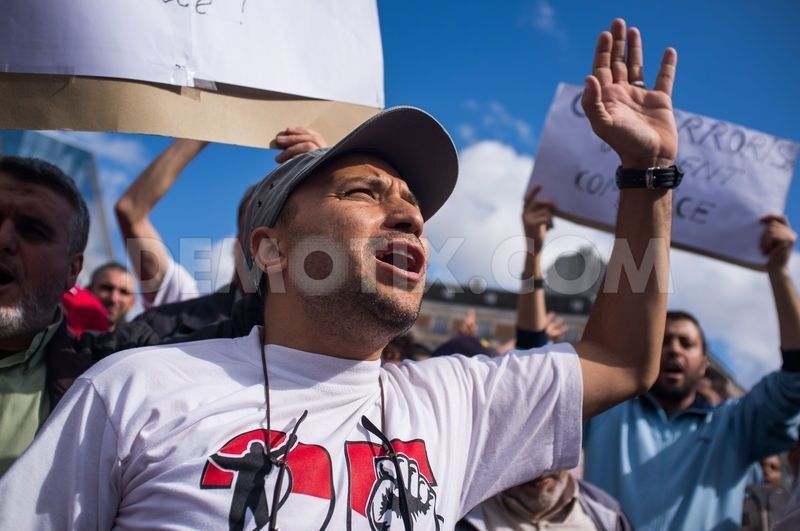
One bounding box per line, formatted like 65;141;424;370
395;344;583;516
142;256;200;309
0;378;121;529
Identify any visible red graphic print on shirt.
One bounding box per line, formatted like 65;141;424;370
201;429;334;531
345;439;443;530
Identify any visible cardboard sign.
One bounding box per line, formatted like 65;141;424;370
0;0;383;108
0;1;383;147
530;83;798;269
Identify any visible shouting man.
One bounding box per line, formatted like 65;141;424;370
1;20;679;530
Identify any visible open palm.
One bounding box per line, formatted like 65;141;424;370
582;19;678;169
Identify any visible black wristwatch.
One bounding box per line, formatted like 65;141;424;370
615;165;684;189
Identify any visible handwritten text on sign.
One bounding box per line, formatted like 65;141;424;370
529;83;797;268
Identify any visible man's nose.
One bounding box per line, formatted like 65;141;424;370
382;197;424;239
662;337;681;354
0;219;19;254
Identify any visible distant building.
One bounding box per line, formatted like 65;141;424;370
411;247;606;350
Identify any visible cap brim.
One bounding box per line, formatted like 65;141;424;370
320;106;458;221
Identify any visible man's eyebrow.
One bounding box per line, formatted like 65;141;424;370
338;175;420;208
17;213;56;236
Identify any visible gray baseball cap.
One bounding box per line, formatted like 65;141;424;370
245;106;459;246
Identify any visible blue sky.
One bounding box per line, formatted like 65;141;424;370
29;0;800;387
87;0;800;254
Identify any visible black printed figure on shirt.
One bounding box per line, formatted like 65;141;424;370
201;429;335;530
209;441;289;531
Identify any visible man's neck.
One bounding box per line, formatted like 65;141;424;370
0;308;62;360
263;296;385;361
0;333;36;360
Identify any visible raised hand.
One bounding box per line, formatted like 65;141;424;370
273;126;328;163
457;309;479;337
522;184;555;252
761;215;797;273
544;311;569;342
581;19;678;169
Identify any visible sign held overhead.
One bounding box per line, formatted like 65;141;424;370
530;83;798;269
0;0;385;147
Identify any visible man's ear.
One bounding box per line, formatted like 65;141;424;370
65;253;83;291
249;227;286;274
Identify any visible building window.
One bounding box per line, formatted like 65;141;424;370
431;315;450;335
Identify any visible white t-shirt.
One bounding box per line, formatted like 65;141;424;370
0;327;582;530
142;256;200;310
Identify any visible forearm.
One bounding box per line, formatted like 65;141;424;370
769;266;800;350
580;188;672;392
517;246;547;332
115;139;208;228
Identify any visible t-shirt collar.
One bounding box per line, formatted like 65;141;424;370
244;326;381;393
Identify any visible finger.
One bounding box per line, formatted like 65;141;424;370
524;184;542;205
419;478;431;502
591;31;613;86
626;27;644;83
274;142;318;163
760;214;789;226
408;462;420;498
284;126;312;134
293;127;327;148
610;19;628;83
397;456;410;488
376;458;396;480
274;133;319;146
582;76;613;128
526;213;552;227
761;225;797;252
654;47;678;95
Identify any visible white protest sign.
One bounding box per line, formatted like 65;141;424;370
0;0;383;108
529;83;798;268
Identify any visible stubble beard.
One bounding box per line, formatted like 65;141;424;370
506;473;570;516
297;242;422;347
650;371;703;404
0;275;64;342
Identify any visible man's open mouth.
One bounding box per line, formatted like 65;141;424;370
0;264;15;286
661;362;684;377
375;240;425;279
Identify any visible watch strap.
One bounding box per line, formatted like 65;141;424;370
615;165;684;189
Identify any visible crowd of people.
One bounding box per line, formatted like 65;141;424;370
0;18;799;531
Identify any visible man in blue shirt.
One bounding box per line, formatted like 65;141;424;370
583;215;800;531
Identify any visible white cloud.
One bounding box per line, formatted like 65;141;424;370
425;140;534;288
521;0;568;46
459;100;535;148
426;139;800;389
